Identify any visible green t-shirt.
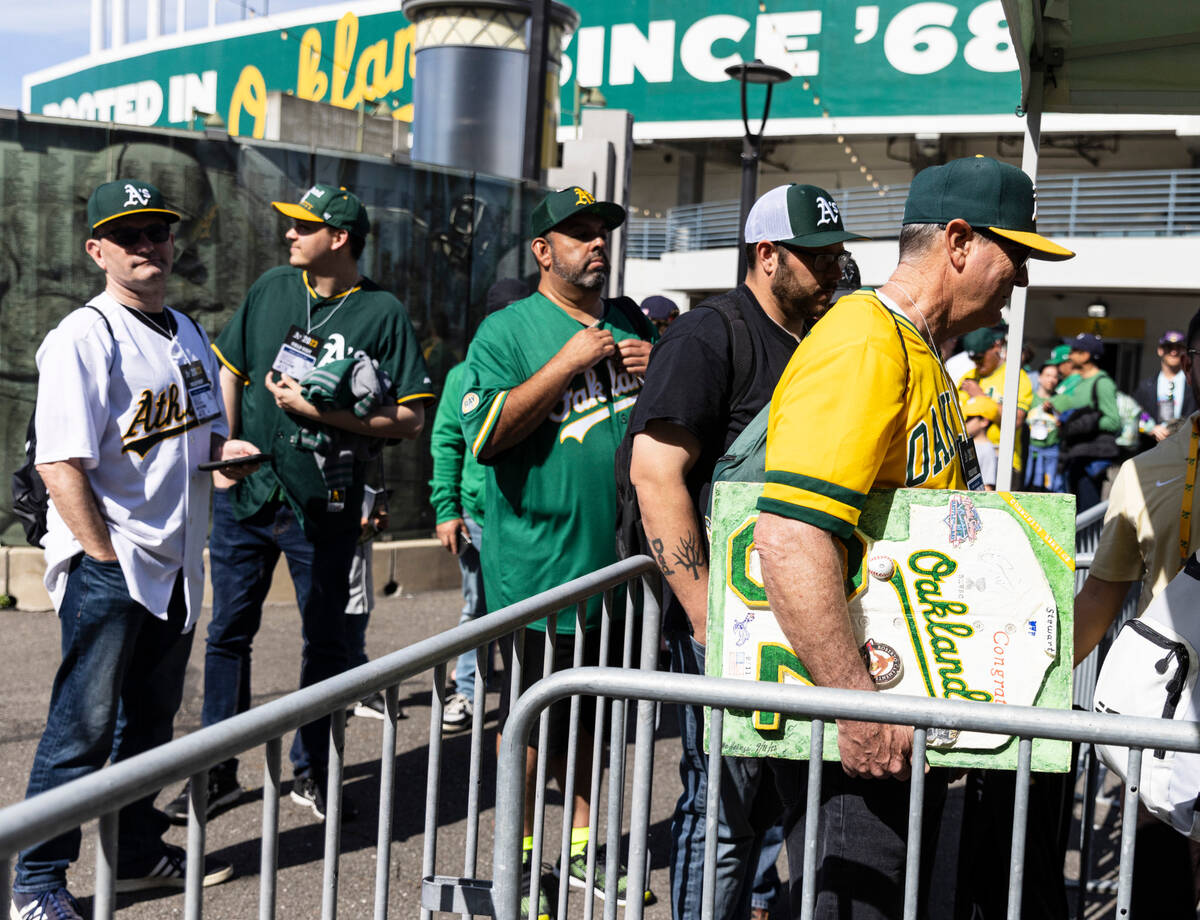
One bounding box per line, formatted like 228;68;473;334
460;292;652;631
213;266;433;533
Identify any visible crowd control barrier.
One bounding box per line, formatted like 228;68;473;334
0;557;660;920
492;669;1200;920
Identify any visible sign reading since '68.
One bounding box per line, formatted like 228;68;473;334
707;484;1077;771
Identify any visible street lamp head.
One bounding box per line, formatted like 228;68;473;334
724;60;793;85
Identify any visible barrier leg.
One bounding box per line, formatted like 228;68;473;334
321;708;346;920
1114;748;1142;919
1005;737;1033;920
701;708;723;920
94;810;118;920
902;729;927;920
185;767;209;920
799;720;824;920
260;737;282;920
375;684;400;920
421;663;448;920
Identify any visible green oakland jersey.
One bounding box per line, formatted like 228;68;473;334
213;266;433;530
460;292;652;631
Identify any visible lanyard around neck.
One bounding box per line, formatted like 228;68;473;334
1180;417;1199;567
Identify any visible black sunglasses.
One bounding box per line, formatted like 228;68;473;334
778;245;853;273
974;227;1031;270
100;223;172;247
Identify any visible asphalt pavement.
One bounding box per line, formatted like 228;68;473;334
0;589;696;918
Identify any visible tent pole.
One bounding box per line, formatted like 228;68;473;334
996;68;1043;492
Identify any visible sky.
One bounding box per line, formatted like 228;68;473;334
1;0;321;110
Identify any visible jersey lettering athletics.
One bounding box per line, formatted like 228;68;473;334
758;290;968;538
122;383;203;457
549;360;642;443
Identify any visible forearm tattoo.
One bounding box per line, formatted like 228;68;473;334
672;531;706;580
650;537;674;575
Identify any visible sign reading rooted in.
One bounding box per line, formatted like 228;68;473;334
707;485;1076;771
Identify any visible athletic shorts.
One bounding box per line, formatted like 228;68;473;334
498;620;637;756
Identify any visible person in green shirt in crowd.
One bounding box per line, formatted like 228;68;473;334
429;277;530;732
460;187;656;915
1026;361;1062;490
166;185;434;825
1049;332;1121;509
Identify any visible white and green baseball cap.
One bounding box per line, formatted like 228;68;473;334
744;184;869;247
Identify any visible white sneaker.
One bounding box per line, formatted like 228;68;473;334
442;691;473;731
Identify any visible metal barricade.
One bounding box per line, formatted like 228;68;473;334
493;668;1200;920
0;556;660;920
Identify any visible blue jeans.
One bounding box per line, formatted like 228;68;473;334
668;633;792;920
453;513;487;698
203;490;358;780
1065;457;1113;512
751;821;785;912
1026;444;1061;492
15;556;193;894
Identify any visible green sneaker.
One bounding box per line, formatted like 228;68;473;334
559;844;654;907
520;850;552;920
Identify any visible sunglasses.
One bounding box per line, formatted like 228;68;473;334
779;246;853;273
974;227;1031;270
100;223;172;247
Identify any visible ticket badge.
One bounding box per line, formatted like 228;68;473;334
957;436;985;492
271;325;322;379
180;361;222;424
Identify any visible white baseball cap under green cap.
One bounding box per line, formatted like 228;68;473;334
744;184;869;247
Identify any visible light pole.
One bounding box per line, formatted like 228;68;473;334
724;60;792;283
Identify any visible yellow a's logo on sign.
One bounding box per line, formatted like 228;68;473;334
573;187;596;206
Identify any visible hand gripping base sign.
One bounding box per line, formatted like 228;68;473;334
707;485;1076;771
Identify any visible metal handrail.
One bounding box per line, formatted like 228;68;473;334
494;667;1200;920
626;169;1200;257
0;555;660;919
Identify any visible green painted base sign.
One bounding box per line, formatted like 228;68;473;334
707;483;1076;771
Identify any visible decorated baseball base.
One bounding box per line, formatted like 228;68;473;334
706;484;1076;771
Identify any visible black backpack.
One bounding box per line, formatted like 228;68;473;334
613;289;756;561
12;306;114;547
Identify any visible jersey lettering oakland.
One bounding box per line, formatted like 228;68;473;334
758;289;968;538
549;360;642;443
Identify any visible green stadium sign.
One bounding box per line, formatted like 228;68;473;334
25;0;1020;138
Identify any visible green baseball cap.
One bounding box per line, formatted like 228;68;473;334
272;184;370;236
744;184;868;248
87;179;180;231
1050;344;1072;364
529;186;625;238
962;327;1004;357
903;156;1074;261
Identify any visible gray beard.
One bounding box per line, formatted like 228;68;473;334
550;251;608;291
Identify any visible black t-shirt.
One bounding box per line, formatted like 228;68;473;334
628;284;802;516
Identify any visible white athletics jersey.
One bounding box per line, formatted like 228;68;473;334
35;292;228;627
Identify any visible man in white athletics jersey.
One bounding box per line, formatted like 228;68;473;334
10;179;259;920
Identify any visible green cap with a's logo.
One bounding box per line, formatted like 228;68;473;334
529;186;626;238
272;184;370;237
87;179;181;231
903;155;1074;261
744;184;869;247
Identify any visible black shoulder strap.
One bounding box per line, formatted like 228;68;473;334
692;289;756;413
609;296;656;342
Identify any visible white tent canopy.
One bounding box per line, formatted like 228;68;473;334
991;1;1200;491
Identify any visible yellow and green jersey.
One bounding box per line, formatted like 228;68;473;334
758;290;967;537
959;361;1034;472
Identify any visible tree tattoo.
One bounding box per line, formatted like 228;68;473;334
650;538;674;575
673;531;705;580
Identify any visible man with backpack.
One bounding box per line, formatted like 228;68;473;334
1050;332;1122;510
627;183;867;920
1074;307;1200;917
10;179;257;919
